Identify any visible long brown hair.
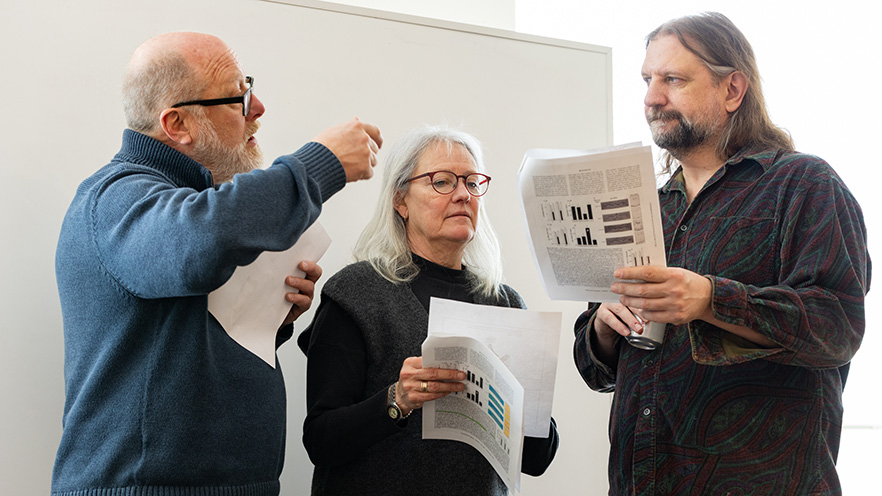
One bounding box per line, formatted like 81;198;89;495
647;12;794;173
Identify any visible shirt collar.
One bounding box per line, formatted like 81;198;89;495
725;143;778;172
659;143;776;194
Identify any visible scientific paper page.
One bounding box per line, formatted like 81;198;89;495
427;297;561;437
207;222;331;367
518;144;666;302
421;334;525;494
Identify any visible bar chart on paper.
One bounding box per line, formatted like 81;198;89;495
464;370;484;406
518;145;667;301
487;384;511;440
541;193;647;249
449;368;512;450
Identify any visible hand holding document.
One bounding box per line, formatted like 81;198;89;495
421;334;525;493
426;297;561;437
421;298;562;492
517;144;667;302
207;222;331;368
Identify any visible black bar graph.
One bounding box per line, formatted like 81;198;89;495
466;389;482;407
586;228;597;246
570;204;595;221
467;370;483;389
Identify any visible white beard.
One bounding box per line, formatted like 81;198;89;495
191;118;263;184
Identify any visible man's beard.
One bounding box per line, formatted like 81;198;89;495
191;118;263;184
646;107;718;156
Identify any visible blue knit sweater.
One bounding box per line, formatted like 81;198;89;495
52;129;345;496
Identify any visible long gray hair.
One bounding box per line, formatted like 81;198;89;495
353;125;504;298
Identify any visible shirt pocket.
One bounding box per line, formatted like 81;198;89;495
696;216;778;287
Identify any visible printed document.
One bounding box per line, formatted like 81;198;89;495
426;297;560;437
422;333;525;493
518;144;666;302
208;222;331;367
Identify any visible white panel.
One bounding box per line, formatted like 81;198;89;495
319;0;515;29
0;0;611;494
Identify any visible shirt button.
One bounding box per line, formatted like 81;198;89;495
679;225;688;232
642;407;651;416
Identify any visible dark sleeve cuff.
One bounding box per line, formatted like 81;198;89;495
521;417;559;476
276;322;294;350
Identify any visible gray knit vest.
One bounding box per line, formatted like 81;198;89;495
310;261;524;495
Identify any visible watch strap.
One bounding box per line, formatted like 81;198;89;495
387;383;411;422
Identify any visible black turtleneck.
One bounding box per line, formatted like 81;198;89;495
408;253;474;311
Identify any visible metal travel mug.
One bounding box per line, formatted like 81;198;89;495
626;321;666;350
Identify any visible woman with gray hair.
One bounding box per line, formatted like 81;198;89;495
298;125;558;495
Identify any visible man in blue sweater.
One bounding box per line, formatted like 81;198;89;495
51;32;382;496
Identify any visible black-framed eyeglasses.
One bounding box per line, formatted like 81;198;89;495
171;76;254;116
405;170;491;197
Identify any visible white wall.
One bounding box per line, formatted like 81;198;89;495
326;0;515;29
0;1;613;495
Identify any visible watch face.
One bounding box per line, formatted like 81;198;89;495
388;405;400;419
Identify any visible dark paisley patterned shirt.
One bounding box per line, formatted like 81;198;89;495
574;145;871;495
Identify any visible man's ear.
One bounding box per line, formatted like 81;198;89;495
725;71;749;113
158;108;194;145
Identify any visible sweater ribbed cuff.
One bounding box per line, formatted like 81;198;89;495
51;479;280;496
293;141;346;202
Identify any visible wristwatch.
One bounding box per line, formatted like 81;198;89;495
386;383;411;423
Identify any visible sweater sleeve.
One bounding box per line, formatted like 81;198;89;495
93;143;345;299
301;297;402;467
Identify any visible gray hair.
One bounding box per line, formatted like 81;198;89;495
121;50;205;134
353;125;504;298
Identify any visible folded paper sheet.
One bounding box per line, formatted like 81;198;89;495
208;222;331;367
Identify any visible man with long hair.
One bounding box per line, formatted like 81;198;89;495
574;12;870;495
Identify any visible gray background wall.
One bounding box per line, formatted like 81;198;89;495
0;0;617;494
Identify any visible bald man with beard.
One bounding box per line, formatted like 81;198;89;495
52;32;381;496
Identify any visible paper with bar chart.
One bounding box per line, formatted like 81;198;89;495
421;333;525;494
518;144;667;302
425;297;560;438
